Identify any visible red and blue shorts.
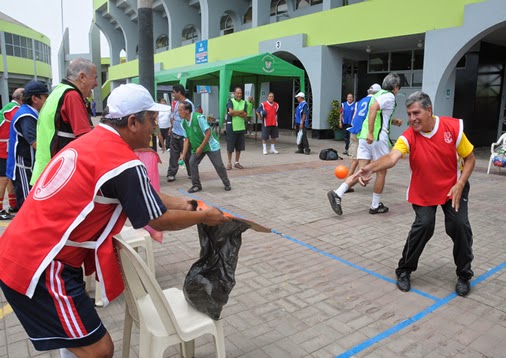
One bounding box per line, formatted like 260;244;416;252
0;260;107;351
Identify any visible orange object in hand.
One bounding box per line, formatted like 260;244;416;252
334;165;348;179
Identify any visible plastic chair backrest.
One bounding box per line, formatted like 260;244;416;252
115;237;180;337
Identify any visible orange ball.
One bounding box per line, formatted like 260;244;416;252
334;165;348;179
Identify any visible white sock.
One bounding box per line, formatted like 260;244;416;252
335;183;349;198
371;193;381;209
60;349;78;358
270;144;276;150
263;143;267;151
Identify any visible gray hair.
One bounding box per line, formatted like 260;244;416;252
12;88;24;100
405;91;432;110
100;110;147;128
66;58;96;81
382;73;401;92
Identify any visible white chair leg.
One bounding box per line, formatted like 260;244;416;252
122;308;133;358
95;280;103;306
182;340;195;358
488;155;493;174
214;320;226;358
138;329;152;358
144;237;155;273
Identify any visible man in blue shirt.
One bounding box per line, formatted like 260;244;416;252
294;92;310;155
6;80;49;208
341;93;355;155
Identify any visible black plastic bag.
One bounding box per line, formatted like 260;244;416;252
319;148;343;161
183;220;250;320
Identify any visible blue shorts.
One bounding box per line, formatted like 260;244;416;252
0;261;107;351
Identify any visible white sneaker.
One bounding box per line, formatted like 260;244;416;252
263;149;268;155
270;149;279;154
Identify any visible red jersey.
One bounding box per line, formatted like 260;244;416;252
0;103;20;158
0;126;142;305
261;100;279;127
400;116;463;206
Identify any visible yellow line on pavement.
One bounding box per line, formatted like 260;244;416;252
0;304;12;319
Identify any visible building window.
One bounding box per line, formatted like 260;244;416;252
244;7;252;24
4;32;51;64
220;15;234;35
182;26;199;43
296;0;323;9
270;0;288;16
156;34;168;49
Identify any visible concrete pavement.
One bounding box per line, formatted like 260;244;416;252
1;129;505;357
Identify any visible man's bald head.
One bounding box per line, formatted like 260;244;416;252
12;88;24;104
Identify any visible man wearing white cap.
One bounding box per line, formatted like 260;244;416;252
0;83;230;357
294;91;310;154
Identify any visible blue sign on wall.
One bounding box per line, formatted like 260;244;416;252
195;40;208;64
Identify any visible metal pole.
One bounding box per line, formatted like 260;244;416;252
138;0;157;149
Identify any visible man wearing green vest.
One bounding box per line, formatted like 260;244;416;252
31;58;97;185
225;87;248;170
246;95;254;135
328;72;402;216
179;102;231;193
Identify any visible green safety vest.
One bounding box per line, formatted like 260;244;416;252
31;83;76;184
246;101;253;117
357;90;395;141
230;98;246;132
182;112;216;153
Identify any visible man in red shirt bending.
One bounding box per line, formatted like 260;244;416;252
356;91;475;297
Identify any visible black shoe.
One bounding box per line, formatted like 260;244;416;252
327;191;343;216
187;185;202;193
167;175;176;182
369;202;389;214
224;185;231;191
8;206;18;214
0;210;13;220
456;278;471;297
396;272;411;292
187;175;192;179
304;150;311;155
295;150;304;154
345;188;355;193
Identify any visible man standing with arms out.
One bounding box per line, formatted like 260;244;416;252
341;93;355;156
294;91;310;155
31;58;97;184
6;81;49;208
327;73;402;215
256;92;279;155
167;84;193;182
347;84;381;177
179;102;231;193
225;87;247;169
0;88;23;218
157;98;171;152
0;83;230;357
356;91;475;297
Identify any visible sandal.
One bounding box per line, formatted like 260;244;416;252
226;163;232;170
234;162;244;169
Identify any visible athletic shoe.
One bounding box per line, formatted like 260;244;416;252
327;191;343;216
369;202;389;214
263;149;268;155
167;175;176;182
187;185;202;193
8;206;18;214
224;185;231;191
295;150;304;154
270;149;279;154
343;150;349;156
0;210;14;220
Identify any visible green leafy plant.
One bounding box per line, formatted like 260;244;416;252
327;100;341;130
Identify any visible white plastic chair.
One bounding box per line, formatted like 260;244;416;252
487;133;506;174
86;226;155;306
114;237;226;358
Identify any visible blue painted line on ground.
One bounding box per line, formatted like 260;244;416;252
336;261;506;358
180;192;438;301
271;230;440;302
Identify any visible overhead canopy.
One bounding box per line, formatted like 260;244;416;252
152;52;305;125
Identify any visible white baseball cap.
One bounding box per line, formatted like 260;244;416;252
105;83;170;118
369;84;381;93
295;92;305;98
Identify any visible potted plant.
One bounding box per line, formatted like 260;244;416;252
328;99;345;140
